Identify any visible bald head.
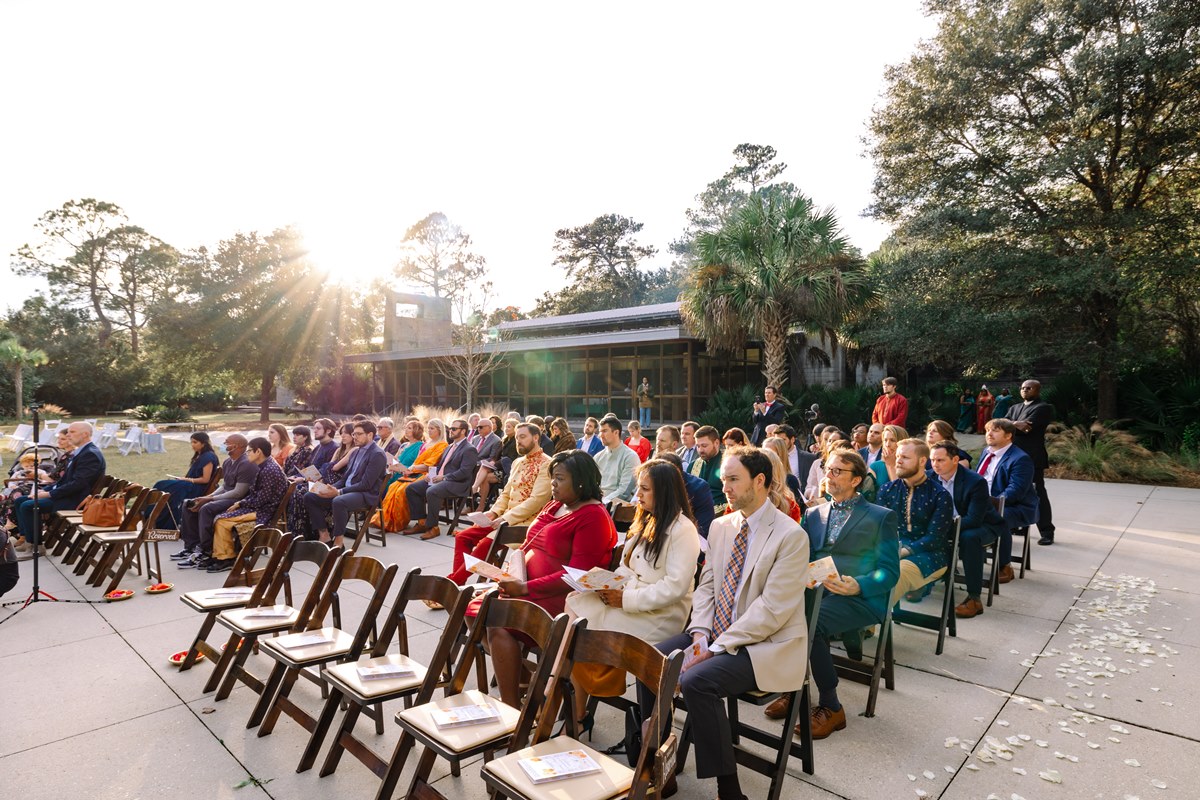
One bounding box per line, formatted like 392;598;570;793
225;434;248;457
65;421;93;449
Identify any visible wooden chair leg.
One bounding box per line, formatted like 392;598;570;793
215;636;260;700
298;687;346;773
319;699;367;777
257;667;301;737
372;731;418;800
404;747;441;800
247;662;288;729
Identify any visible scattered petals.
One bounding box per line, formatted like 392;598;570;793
1039;769;1063;783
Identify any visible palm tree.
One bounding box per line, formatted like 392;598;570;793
681;188;867;389
0;334;47;422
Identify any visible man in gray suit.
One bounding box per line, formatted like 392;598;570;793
303;420;387;548
468;417;503;512
404;418;480;540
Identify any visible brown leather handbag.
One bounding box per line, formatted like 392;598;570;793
80;493;125;527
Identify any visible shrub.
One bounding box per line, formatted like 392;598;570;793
1048;423;1177;484
38;402;71;417
155;406;194;423
132;404;166;421
695;385;757;434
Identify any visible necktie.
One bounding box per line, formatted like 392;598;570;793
978;451;994;475
712;519;751;640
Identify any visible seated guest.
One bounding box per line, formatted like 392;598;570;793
14;422;105;551
640;447;809;800
489;450;617;706
498;418;519;483
876;439;955;604
376;417;402;456
287;419;339;540
464;413;483;449
375;419;448;532
677;421;700;472
403;418;480;540
624;420;652;463
689;425;727;511
446;423;551;587
851;423;869;452
762;448;803;521
505;410;523;422
859;423;884;466
657;452;714;541
775;451;898;739
488;414;503;437
578;416;604;457
928;441;1006;618
809;423;827;454
152;432;218;532
595;417;639;504
321;423;358;482
268;423;293;469
566;458;701;730
0;522;17;596
525;415;555;454
392;418;426;480
4;451;53;552
177;435;257;568
654;424;681;457
469;417;504;512
805;431;852;505
868;424;908;489
925;419;972;468
777;424;818;497
304;421;387;548
764;423;779;439
763;436;803;499
549;417;577;454
207;437;290;572
980;418;1039;584
722;427;749;448
310;418;340;471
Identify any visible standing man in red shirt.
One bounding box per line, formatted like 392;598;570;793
872;377;909;427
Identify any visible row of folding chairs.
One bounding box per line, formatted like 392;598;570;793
177;526;686;800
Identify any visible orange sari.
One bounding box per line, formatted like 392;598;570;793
374;440;448;531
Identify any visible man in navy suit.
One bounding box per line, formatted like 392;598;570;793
979;419;1038;584
304;420;387;548
928;441;1007;618
765;450;899;740
15;421;106;547
858;423;884;465
405;418;480;540
750;385;787;446
578;416;605;457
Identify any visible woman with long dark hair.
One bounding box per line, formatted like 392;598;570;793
154;432;219;530
564;458;701;730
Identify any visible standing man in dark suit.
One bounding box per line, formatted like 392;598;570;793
979;419;1038;583
766;450;899;739
303;420;387;549
777;424;818;497
405;418;480;540
16;421;107;549
928;441;1007;618
1005;379;1056;545
750;385;787;446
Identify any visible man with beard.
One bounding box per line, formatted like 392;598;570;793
876;439;955;605
444;423;552;586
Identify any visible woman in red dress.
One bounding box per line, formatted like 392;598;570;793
489;450;617;706
624;420;653;463
975;386;995;435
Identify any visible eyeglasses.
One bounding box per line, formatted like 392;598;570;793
826;467;851;477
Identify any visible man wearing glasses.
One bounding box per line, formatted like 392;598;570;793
404;418;480;540
766;450;898;740
304;421;387;548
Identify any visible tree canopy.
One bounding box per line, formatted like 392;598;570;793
395;212;488;299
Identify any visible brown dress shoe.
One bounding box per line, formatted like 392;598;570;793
763;695;791;720
403;523;432;536
419;526;442;541
804;705;847;740
955;596;984;618
997;564;1015;584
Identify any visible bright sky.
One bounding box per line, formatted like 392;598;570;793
0;1;937;314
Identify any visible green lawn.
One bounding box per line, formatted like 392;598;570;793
99;438;198;489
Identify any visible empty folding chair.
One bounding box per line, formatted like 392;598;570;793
117;426;143;456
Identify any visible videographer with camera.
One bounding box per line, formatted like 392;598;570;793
750;385;787;446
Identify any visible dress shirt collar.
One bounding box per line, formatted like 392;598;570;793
735;497;772;536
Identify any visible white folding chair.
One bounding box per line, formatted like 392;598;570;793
97;423;120;449
118;426;144;456
6;424;33;452
38;421;61;445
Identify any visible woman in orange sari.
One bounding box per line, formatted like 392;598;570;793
374;418;449;532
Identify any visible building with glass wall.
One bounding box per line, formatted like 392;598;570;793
348;299;765;423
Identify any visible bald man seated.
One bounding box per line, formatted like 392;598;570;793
15;422;107;550
176;434;261;569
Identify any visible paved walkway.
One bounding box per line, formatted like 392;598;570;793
3;478;1197;799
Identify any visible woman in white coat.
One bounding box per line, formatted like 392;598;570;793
565;458;702;731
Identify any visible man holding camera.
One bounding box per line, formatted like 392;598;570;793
750;385;786;446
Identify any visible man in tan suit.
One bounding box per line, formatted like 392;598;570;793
639;446;809;800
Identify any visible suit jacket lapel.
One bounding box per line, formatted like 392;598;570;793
741;508;776;586
831;503;870;550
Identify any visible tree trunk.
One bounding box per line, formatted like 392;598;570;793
13;365;23;422
1093;296;1120;422
762;326;789;390
260;372;275;424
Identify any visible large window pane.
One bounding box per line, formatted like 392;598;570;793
567;362;586;394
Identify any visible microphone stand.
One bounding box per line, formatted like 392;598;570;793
2;405;102;624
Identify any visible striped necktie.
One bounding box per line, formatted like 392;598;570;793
712;519;751;640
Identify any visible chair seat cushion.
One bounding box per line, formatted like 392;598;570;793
483;736;633;800
78;524;121;534
324;653;426;700
181;588;255;612
397;689;520;754
91;530;140;543
218;605;301;633
260;627;354;666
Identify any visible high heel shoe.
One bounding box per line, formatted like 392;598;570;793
576;712;595;741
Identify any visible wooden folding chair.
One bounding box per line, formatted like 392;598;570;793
1011;524;1032;579
51;480;132;561
299;570;472;779
987;496;1006;601
348;481;390;552
178;529;294;673
382;594;568;800
832;601;895;718
481;618;684;800
69;486;151;574
893;517;962;655
610;503;637;532
43;474;114;551
673;587;824;800
210;541;342;700
88;490;172;594
249;553;399;736
476;525;529;583
437;495;470;534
